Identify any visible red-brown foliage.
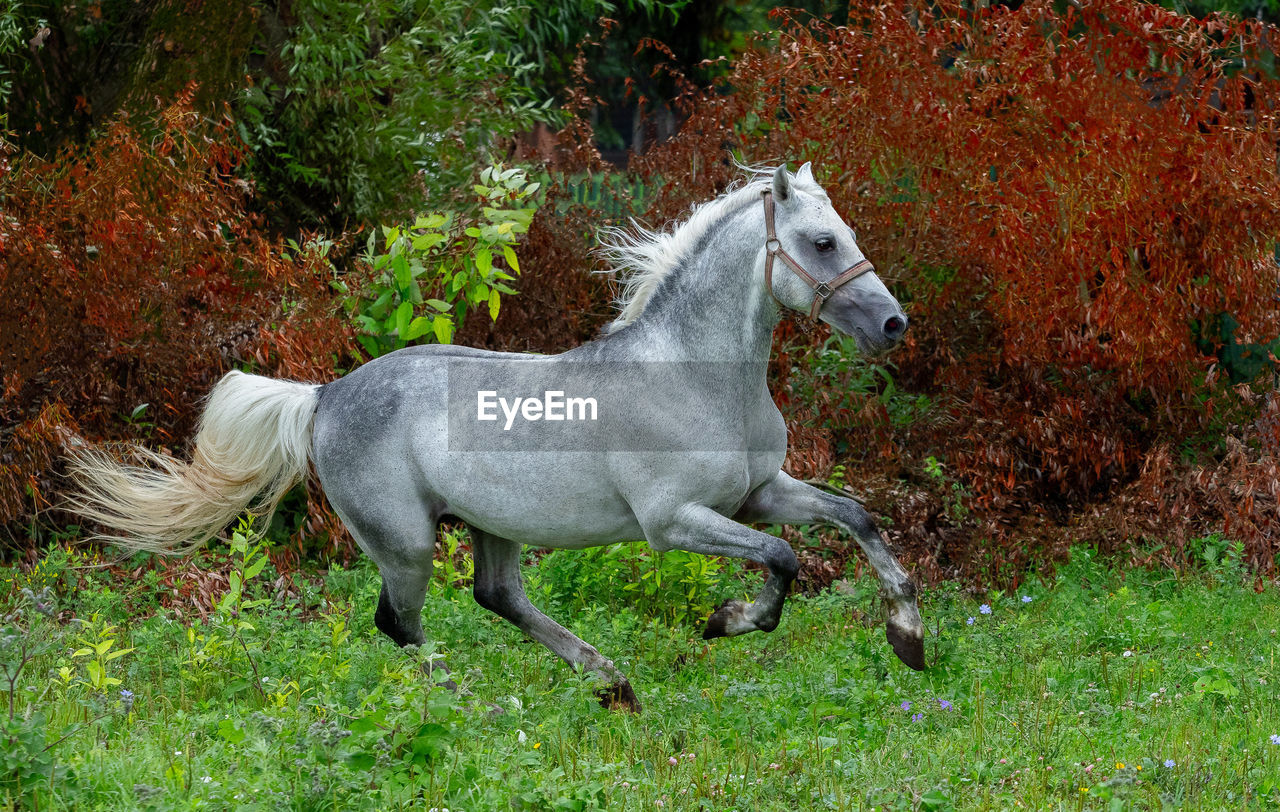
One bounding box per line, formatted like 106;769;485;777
7;2;1277;584
616;0;1280;576
0;90;354;539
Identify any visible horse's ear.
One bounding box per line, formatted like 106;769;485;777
771;165;792;203
795;162;815;185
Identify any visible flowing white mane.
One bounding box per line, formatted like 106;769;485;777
597;167;824;334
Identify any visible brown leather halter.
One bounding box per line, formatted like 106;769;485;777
762;189;875;319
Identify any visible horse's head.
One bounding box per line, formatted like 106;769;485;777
762;163;907;355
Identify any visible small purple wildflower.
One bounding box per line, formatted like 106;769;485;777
119;688;135;712
1163;759;1176;768
900;701;911;712
912;713;923;722
938;699;953;711
120;689;134;699
979;604;992;615
1021;595;1033;603
966;617;975;626
1271;734;1280;746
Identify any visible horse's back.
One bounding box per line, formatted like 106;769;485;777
309;344;643;544
308;341;786;548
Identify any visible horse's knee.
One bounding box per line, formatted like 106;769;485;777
474;577;522;619
838;499;879;541
767;539;799;582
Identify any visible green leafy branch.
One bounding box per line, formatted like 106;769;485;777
338;163;542;358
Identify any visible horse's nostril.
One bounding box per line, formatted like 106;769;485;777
884;315;907;339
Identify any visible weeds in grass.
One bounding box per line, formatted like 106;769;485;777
0;540;1276;809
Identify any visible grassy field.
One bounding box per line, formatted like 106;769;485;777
2;531;1279;811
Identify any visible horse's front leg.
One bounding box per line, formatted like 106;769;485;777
734;472;926;670
649;503;800;638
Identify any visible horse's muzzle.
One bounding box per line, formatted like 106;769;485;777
883;314;908;343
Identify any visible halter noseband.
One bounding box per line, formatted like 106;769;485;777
762;189;875;320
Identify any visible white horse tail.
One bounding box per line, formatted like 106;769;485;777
66;371;320;554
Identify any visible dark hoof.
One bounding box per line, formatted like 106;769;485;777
596;679;642;713
702;600;737;640
886;624;926;671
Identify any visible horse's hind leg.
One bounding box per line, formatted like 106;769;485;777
374;570;430;648
327;496;436;648
471;529;641;712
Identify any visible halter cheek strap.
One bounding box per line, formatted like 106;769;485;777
762;189;875;320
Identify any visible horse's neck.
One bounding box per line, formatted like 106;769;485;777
629;204;776;363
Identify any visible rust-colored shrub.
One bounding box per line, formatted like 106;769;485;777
615;0;1280;574
0;90;354;539
432;0;1280;578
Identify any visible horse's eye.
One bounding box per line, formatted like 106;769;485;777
814;237;836;253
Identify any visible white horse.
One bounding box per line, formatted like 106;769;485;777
68;164;924;711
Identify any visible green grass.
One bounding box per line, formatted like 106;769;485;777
2;540;1279;811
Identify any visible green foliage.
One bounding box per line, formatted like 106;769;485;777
432;527;475;593
0;708;52;808
338;163;542;358
492;0;690;93
1195;311;1280;384
922;455;971;525
215;518;273;622
0;542;1278;809
1186;532;1249;585
0;588;59;807
182;517;275;701
239;0;552;226
528;543;760;627
1160;0;1280;23
0;1;26;128
793;334;933;432
67;615;133;693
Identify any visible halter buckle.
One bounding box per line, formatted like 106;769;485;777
765;238;781;253
813;282;833;300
